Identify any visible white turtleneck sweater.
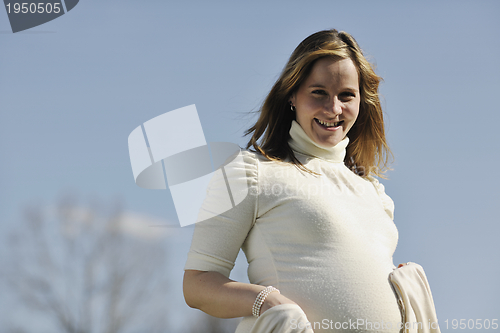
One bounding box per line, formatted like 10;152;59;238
184;121;402;333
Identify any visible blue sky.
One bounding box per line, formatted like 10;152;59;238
1;0;499;331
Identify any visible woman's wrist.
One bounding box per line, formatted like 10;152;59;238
252;286;280;317
258;290;299;316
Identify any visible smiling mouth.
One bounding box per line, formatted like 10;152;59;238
315;118;344;128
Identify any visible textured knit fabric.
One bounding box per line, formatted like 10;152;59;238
184;120;402;333
247;304;314;333
389;263;441;333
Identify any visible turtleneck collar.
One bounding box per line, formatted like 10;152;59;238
288;120;349;163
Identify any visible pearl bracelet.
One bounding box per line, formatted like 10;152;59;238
252;286;280;317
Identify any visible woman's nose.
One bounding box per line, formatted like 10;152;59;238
327;96;343;116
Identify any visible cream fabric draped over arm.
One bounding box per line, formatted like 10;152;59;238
389;263;441;333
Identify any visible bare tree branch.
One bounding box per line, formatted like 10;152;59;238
3;196;171;333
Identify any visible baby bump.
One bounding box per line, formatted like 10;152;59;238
275;266;403;332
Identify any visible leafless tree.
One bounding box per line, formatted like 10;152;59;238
2;195;170;333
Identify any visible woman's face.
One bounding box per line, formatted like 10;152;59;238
290;57;360;148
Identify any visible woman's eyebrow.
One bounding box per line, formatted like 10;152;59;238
343;87;359;93
308;84;359;92
308;84;327;89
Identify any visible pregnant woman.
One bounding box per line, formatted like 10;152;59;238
183;29;404;333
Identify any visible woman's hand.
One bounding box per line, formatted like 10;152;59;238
259;291;298;316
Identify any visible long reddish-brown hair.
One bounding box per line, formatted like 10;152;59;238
245;29;392;178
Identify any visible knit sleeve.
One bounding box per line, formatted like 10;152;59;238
367;176;395;220
183;150;259;278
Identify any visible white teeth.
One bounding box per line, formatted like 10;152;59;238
317;119;341;127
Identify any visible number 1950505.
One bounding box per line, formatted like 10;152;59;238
6;2;62;14
445;319;498;330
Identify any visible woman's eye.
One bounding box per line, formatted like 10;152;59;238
340;92;356;100
312;90;327;96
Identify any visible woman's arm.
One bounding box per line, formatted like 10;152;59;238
183;269;297;318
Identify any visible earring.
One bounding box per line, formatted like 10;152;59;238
289;101;296;112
